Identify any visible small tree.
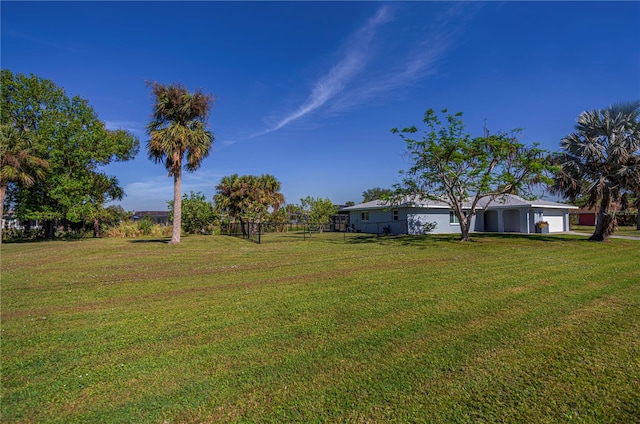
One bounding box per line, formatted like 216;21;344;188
392;108;551;241
299;196;338;233
168;191;217;235
0;125;48;243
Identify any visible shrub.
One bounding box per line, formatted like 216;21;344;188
137;216;154;235
104;221;170;238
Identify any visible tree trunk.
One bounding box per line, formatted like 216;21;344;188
44;220;55;239
459;212;472;241
460;226;471;241
590;191;614;241
636;210;640;231
170;171;182;244
93;217;100;238
0;184;6;244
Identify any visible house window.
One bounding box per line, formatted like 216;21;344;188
450;211;469;225
361;211;369;221
393;210;399;221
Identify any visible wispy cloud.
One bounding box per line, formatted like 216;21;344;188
104;120;146;138
255;6;393;137
251;3;477;137
328;3;475;114
3;29;79;53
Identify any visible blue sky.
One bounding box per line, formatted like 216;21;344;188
2;1;639;211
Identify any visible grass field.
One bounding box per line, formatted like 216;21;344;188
2;232;639;423
571;224;640;238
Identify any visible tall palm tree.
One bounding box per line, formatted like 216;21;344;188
146;82;214;244
552;101;640;241
0;124;49;242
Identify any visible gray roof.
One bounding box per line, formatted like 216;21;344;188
341;195;451;211
342;194;577;211
479;194;578;210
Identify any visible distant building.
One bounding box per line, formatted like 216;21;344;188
570;201;624;226
132;211;170;225
1;210;41;230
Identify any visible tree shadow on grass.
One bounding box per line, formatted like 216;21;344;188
343;234;459;248
128;238;170;244
343;232;587;247
470;233;586;243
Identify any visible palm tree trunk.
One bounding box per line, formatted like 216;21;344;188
170;171;182;244
590;191;613;241
0;184;6;245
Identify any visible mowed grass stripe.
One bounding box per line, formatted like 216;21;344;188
1;233;638;423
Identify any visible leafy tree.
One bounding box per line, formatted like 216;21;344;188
102;205;131;227
0;125;49;242
168;191;217;235
551;101;640;241
1;70;139;238
362;187;393;203
299;196;338;233
146;82;214;244
392;108;551;241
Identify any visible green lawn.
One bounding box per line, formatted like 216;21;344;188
2;232;639;423
571;224;640;238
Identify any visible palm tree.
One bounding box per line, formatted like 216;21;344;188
146;82;214;244
257;174;285;215
552;101;640;241
214;174;285;236
0;125;49;242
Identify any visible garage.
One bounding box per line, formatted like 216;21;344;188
543;209;566;232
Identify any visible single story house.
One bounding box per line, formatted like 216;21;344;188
132;211;170;225
573;208;597;226
342;194;578;235
570;201;624;226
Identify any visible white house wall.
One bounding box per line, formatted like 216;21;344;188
348;208;405;234
407;209;448;234
349;207;479;235
346;203;571;235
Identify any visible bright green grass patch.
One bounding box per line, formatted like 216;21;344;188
2;233;639;423
572;224;640;238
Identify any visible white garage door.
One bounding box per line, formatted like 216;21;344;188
544;209;565;232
